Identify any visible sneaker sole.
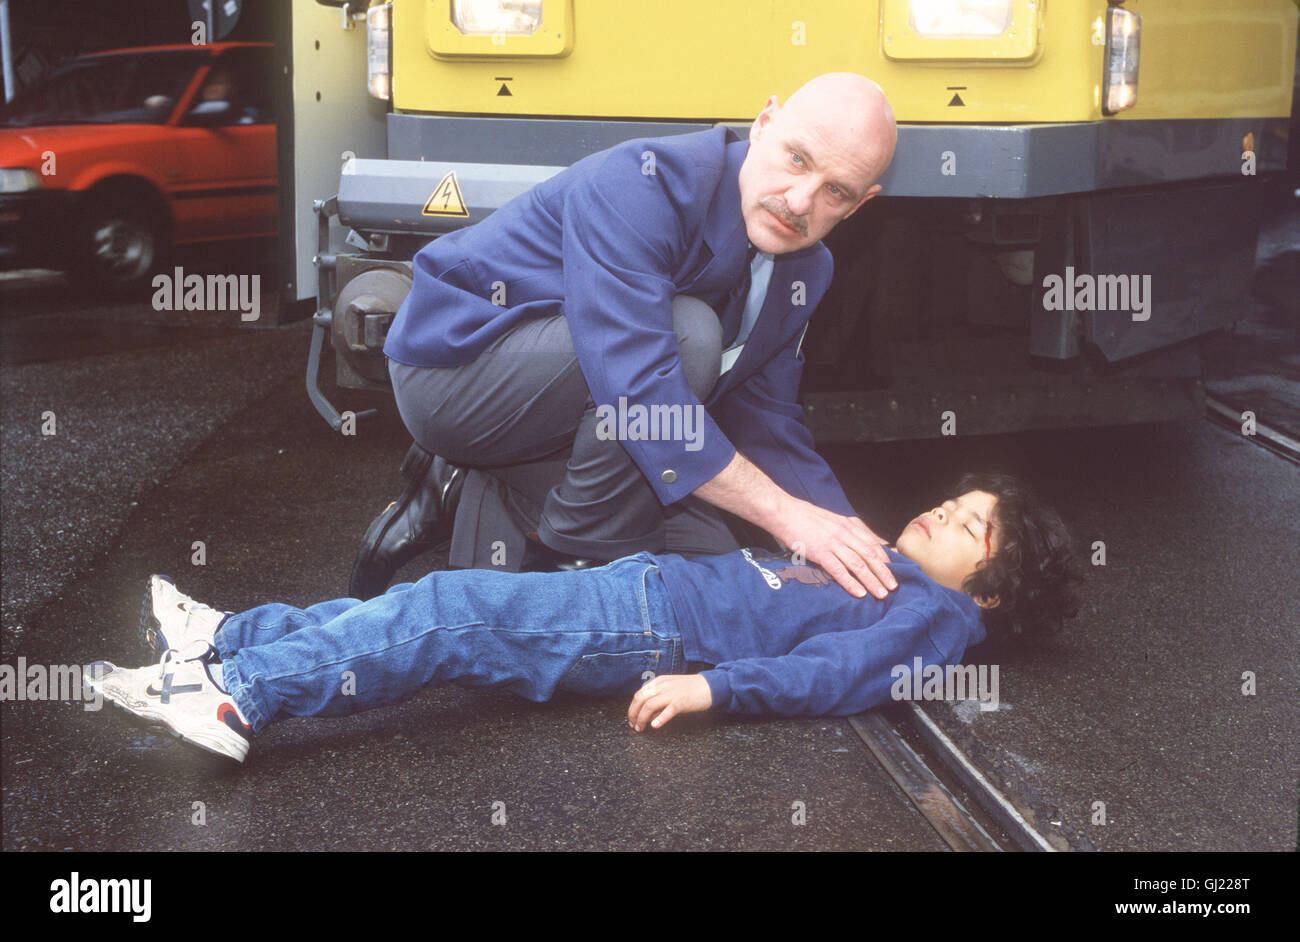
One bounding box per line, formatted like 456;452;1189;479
88;668;248;763
106;694;248;763
139;577;167;660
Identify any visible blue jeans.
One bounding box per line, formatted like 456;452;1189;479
217;552;684;733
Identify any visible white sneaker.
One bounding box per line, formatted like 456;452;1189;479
84;642;252;763
140;575;231;660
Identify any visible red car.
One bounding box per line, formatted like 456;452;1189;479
0;42;276;293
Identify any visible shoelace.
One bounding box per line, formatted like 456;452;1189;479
178;599;220;618
155;639;215;678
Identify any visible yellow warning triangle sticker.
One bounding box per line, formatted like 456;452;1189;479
422;170;469;217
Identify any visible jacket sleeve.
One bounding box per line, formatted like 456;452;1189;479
561;144;736;505
713;318;856;517
699;604;957;716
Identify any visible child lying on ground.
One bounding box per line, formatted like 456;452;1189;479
84;472;1079;763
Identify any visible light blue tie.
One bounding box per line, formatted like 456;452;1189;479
720;249;774;375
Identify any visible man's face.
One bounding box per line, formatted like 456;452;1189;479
203;71;233;102
895;490;999;600
736;95;884;254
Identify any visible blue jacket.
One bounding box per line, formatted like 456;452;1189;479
657;547;988;717
384;126;853;515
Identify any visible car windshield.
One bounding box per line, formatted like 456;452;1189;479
0;50;204;127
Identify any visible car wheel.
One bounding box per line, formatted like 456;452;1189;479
75;197;165;296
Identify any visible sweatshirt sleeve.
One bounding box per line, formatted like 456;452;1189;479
699;604;958;717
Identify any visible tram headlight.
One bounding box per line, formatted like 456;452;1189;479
449;0;543;36
1102;6;1141;115
366;3;392;100
908;0;1013;37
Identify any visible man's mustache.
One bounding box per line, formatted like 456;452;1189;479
758;196;808;235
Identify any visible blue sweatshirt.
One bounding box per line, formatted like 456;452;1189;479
656;547;986;717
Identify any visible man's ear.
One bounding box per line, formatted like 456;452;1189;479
974;594;1000;611
844;183;882;219
749;95;781;142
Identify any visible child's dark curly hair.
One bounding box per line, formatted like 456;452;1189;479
954;472;1081;643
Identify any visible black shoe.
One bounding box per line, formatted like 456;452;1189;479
348;443;464;599
519;533;603;573
554;556;603;571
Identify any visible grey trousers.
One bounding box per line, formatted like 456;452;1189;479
388;295;742;570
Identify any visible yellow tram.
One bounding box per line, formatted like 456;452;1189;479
291;0;1298;440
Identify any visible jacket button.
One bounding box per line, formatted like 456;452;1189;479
661;469;677;484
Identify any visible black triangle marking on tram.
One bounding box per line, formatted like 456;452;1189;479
948;93;965;107
497;83;512;96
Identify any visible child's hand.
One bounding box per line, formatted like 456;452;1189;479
627;674;712;732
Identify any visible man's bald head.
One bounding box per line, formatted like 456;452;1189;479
779;72;897;180
737;72;897;253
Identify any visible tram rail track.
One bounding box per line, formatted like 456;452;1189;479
1204;393;1300;465
851;394;1299;852
849;704;1064;852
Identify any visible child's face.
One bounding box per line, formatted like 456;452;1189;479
894;490;999;599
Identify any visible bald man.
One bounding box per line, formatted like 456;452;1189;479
352;73;899;602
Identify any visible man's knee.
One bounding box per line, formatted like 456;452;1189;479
672;295;722;400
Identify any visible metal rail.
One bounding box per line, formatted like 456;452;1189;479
902;703;1060;852
305;196;378;431
848;711;1003;851
1205;394;1300;464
